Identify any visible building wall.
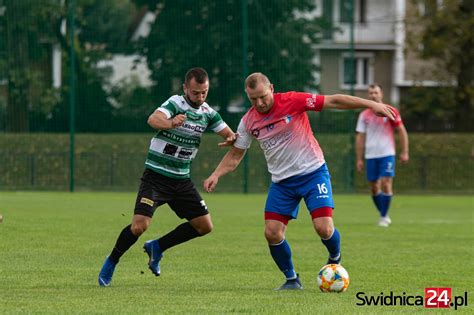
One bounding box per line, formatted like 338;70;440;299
316;0;397;44
319;49;394;102
319;50;341;95
373;50;394;102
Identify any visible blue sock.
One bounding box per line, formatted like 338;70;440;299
380;194;392;217
372;193;383;215
321;228;341;259
269;239;296;279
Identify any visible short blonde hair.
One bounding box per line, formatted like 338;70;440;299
245;72;271;89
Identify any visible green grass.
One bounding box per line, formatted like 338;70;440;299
0;192;472;314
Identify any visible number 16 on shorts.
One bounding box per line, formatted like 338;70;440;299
425;288;451;308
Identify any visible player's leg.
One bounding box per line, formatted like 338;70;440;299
312;213;341;264
265;215;294;279
143;180;210;276
265;215;302;290
302;164;340;265
264;181;302;290
99;171;160;286
378;156;395;226
379;177;393;224
110;214;151;265
367;158;384;216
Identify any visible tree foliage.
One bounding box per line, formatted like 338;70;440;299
406;0;473;131
0;0;136;132
0;0;62;131
135;0;324;122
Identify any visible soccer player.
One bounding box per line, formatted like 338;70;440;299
203;73;396;290
355;84;409;227
98;67;235;286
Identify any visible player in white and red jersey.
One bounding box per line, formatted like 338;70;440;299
204;73;397;290
355;84;409;227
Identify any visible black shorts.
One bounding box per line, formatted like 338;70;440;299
134;168;209;220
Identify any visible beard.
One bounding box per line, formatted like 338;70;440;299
184;94;203;108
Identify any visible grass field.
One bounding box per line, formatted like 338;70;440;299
0;192;472;314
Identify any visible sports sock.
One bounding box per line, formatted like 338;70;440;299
372;193;383;215
269;239;296;279
157;222;202;252
321;228;341;259
380;194;392;217
109;224;139;264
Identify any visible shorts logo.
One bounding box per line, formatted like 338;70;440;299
140;197;154;207
200;200;208;211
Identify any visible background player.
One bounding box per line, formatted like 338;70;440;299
204;73;396;290
355;84;409;227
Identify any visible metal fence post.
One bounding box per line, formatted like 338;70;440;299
242;0;249;194
68;0;76;192
29;154;35;187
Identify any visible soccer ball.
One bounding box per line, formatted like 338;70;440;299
317;264;350;293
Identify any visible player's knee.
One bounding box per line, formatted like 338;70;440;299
381;181;392;194
370;182;380;194
264;228;283;244
315;224;333;239
195;221;213;235
131;221;149;236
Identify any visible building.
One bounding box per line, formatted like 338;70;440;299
314;0;444;105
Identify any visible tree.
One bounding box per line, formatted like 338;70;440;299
0;0;137;132
1;0;62;132
406;0;474;131
135;0;324;125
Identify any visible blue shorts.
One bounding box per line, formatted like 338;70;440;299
265;164;334;219
366;155;396;182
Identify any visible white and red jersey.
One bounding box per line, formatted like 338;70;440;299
355;107;403;159
234;92;325;182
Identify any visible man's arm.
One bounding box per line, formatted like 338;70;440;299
216;126;237;147
147;110;186;130
324;94;395;120
355;132;366;173
203;146;246;192
395;124;409;164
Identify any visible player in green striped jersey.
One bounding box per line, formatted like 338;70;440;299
99;68;236;286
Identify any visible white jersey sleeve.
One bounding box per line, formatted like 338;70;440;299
156;96;181;119
234;119;252;149
355;112;366;133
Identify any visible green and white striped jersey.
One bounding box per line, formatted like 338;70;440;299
145;95;227;179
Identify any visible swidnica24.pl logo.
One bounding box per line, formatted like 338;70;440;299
356;288;468;310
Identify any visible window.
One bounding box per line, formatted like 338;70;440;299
340;53;374;89
339;0;352;23
359;0;366;24
339;0;367;24
322;0;333;40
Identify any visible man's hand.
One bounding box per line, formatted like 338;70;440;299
372;103;396;120
218;133;238;147
203;175;219;193
356;159;364;173
171;114;187;128
399;152;409;164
